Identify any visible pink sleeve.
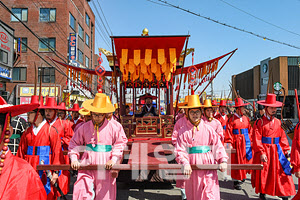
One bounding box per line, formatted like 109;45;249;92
68;126;85;162
210;127;228;163
174;130;190;165
171;122;180;146
111;124;128;163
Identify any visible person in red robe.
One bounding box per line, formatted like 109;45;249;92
69;103;84;130
43;97;73;196
0;96;47;199
252;94;295;200
215;100;228;141
291;122;300;200
225;97;253;190
17;95;63;200
57;102;69;121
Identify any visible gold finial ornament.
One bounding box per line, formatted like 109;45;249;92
142;28;149;36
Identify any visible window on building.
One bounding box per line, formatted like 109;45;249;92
11;8;28;22
40;8;56;22
78;49;83;63
0;50;8;64
85;33;89;47
69;13;76;30
14;38;27;52
38;67;55;83
78;24;84;39
85;13;90;27
85;56;89;68
12;67;27;81
38;38;56;52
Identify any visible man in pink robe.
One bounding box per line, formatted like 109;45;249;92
202;99;224;143
69;93;128;200
174;94;228;200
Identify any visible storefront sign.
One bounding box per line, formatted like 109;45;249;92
20;86;60;97
69;33;77;61
0;66;11;80
20;97;31;104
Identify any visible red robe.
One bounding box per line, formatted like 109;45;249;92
225;113;253;180
291;123;300;200
215;113;228;138
252;115;295;197
49;117;73;194
17;121;65;200
0;151;47;200
71;118;84;130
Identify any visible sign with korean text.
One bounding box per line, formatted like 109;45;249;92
0;66;11;80
69;33;77;61
20;86;60;97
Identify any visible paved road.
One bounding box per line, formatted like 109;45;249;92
62;171;298;200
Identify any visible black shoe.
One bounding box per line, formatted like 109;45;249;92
259;193;266;200
233;181;242;190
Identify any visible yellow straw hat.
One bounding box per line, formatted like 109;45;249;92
79;108;90;116
82;93;115;114
202;99;217;108
178;96;189;107
114;103;119;109
180;95;203;109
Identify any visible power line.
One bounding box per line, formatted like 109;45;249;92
34;0;68;36
95;0;113;35
219;0;300;37
151;0;300;50
91;1;111;39
0;1;68;62
145;0;172;7
30;0;67;43
95;26;111;48
94;19;111;45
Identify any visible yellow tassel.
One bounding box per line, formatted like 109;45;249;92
121;49;128;65
134;50;141;66
157;49;165;65
151;58;157;73
214;61;218;71
169;48;176;65
128;59;135;74
140;59;147;74
145;49;152;65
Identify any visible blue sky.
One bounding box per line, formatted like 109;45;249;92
90;0;300;97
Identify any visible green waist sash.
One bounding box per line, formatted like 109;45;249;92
10;134;20;139
188;146;211;154
86;144;112;152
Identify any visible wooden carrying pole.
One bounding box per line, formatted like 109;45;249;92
295;89;300;120
34;62;37;96
37;164;263;171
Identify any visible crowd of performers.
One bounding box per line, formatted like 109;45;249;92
0;90;300;200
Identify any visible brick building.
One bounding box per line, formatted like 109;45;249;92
232;56;300;119
0;0;95;105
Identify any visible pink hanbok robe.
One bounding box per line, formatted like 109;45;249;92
202;116;224;143
68;119;128;200
175;120;228;200
172;116;188;189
